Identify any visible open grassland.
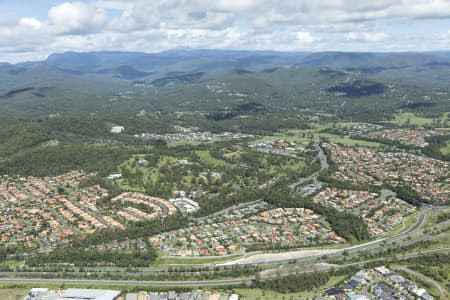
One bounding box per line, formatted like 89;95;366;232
440;141;450;155
195;150;232;167
390;113;434;126
389;112;449;126
0;288;28;300
0;260;23;268
167;141;204;147
255;131;310;143
331;138;383;148
151;254;243;266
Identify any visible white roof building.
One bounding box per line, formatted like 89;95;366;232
111;126;125;133
107;173;123;180
60;289;121;300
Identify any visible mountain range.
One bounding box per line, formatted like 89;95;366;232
1;50;449;118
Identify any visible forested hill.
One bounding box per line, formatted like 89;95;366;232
1;50;450;120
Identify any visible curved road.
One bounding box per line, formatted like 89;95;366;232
10;202;435;276
222;206;432;266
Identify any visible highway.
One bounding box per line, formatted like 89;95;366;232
23;141;433;272
0;139;446;289
259;247;450;280
0;277;255;287
5;205;437;277
0;205;446;289
1;248;448;287
222;206;433;266
7;208;429;274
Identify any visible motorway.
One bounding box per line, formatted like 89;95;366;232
0;139;446;286
221;206;433;266
0;186;447;288
258;247;450;280
7;207;433;275
1;248;448;287
0;195;440;275
0;277;254;287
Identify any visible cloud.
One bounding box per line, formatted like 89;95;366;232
1;0;450;62
48;2;107;34
440;29;450;40
213;0;269;12
345;32;389;42
93;0;134;10
296;31;319;44
0;17;49;50
438;29;450;48
19;18;42;30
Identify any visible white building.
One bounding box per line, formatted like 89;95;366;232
111;126;125;133
107;173;123;180
25;289;121;300
169;197;200;213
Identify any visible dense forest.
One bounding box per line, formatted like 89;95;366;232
27;248;157;267
256;266;359;293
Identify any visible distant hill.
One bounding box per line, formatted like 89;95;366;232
0;49;449;119
298;51;450;71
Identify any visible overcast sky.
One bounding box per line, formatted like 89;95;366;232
1;0;450;62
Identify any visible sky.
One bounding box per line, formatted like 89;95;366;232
1;0;450;62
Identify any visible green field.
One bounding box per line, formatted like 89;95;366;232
440;141;450;155
255;131;310;143
0;288;28;300
332;138;383;148
314;132;341;139
390;113;434;126
389;112;450;126
195;150;232;167
151;254;242;266
0;260;23;267
168;141;204;147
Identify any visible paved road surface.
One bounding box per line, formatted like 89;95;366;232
220;207;431;266
2;248;448;287
0;277;254;287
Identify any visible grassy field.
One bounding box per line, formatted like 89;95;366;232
332;138;383;148
167;141;204;147
440;141;450;155
0;288;28;300
0;260;23;267
389;112;450;126
195;150;231;167
314;132;341;139
255;132;310;144
421;211;442;229
151;254;243;266
390;113;434;126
